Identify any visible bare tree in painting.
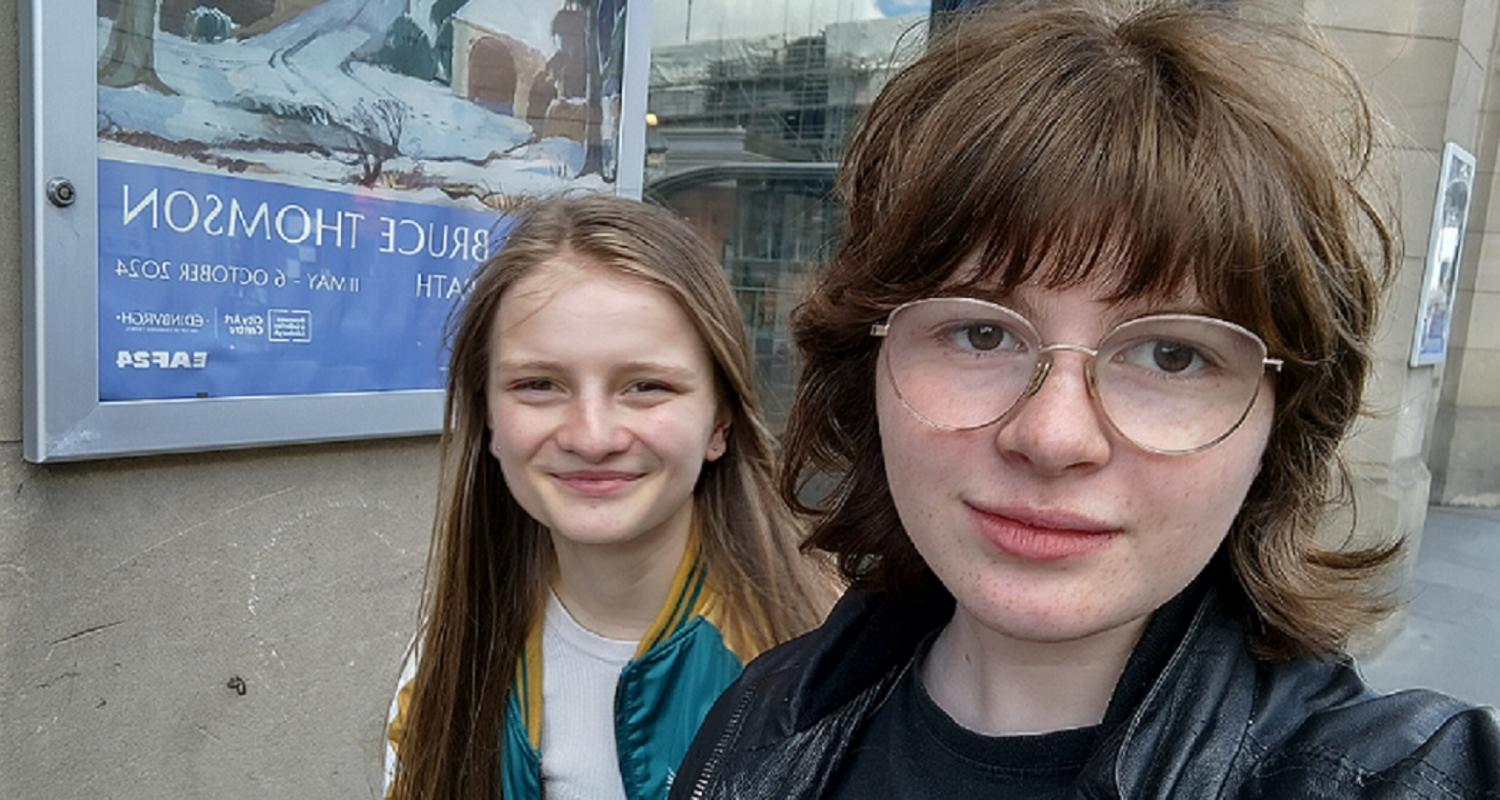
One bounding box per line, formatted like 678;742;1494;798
99;0;176;94
345;99;409;187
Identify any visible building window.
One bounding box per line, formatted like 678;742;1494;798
645;0;932;427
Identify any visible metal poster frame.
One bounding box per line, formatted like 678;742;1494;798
21;0;653;461
1410;142;1477;368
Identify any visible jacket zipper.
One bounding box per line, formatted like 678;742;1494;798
689;682;759;799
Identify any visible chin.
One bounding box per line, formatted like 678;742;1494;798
957;580;1138;644
968;606;1091;643
548;521;646;548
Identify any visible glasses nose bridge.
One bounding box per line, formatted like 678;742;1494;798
1025;341;1100;398
1036;341;1100;360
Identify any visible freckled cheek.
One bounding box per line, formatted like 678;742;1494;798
882;445;974;567
878;401;965;494
1125;459;1254;574
878;423;928;520
627;407;718;460
903;435;985;501
488;405;560;459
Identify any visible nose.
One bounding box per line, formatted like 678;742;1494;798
992;351;1112;475
554;392;632;461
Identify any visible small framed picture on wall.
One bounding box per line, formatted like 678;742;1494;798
1411;141;1477;367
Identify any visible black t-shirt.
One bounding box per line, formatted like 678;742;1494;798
824;580;1205;798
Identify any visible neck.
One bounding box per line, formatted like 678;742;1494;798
921;605;1148;736
549;504;695;641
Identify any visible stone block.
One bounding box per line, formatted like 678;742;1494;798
1432;405;1500;503
1471;232;1500;293
1326;30;1456;151
1363;353;1417;419
1345;415;1401;466
1349;359;1440;464
1441;48;1487;151
1456;289;1500;349
1454;344;1500;407
1373;255;1427;360
1305;0;1463;39
1460;0;1500;65
1386;147;1442;261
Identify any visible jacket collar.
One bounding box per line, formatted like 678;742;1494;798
761;571;1248;764
512;530;716;752
1082;584;1260;796
782;578;954;729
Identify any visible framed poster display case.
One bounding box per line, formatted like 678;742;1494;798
1410;142;1477;368
21;0;651;461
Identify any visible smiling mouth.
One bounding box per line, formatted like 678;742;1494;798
966;504;1121;562
551;471;643;497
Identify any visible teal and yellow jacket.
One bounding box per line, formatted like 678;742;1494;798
387;542;758;799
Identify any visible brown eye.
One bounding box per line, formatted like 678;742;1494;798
1116;340;1210;376
1152;342;1197;373
943;321;1019;353
967;324;1004;350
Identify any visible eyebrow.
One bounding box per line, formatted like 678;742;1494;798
617;361;703;382
493;359;562;374
1113;301;1216;318
493;359;703;383
953;291;1214;324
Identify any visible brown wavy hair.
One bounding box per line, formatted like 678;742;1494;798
782;0;1399;661
392;194;833;799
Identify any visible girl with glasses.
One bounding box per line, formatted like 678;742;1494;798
672;2;1500;798
384;195;833;800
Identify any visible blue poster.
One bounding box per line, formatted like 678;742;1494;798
99;159;511;400
94;0;631;402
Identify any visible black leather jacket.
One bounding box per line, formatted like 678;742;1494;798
670;585;1500;799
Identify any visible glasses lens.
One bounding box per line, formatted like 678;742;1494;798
1094;316;1269;452
883;299;1038;429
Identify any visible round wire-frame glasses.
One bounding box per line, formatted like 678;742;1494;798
869;297;1284;455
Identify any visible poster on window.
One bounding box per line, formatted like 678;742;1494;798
1410;142;1476;367
95;0;632;400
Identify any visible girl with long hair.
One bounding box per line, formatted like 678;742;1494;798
385;194;832;799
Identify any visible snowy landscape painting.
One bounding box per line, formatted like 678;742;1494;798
96;0;631;211
91;0;634;403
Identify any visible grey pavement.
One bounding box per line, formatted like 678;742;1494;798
1359;505;1500;709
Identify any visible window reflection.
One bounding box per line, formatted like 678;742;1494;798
645;1;931;428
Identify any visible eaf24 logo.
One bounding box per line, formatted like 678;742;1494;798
115;351;209;369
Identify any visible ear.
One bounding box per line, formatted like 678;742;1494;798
706;411;731;462
486;421;503;461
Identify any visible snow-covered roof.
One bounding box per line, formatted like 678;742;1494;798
456;0;558;56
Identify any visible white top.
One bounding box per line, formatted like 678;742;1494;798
540;591;640;800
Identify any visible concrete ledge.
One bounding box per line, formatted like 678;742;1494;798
1432;405;1500;505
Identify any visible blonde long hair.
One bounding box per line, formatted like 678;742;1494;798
392;194;833;799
